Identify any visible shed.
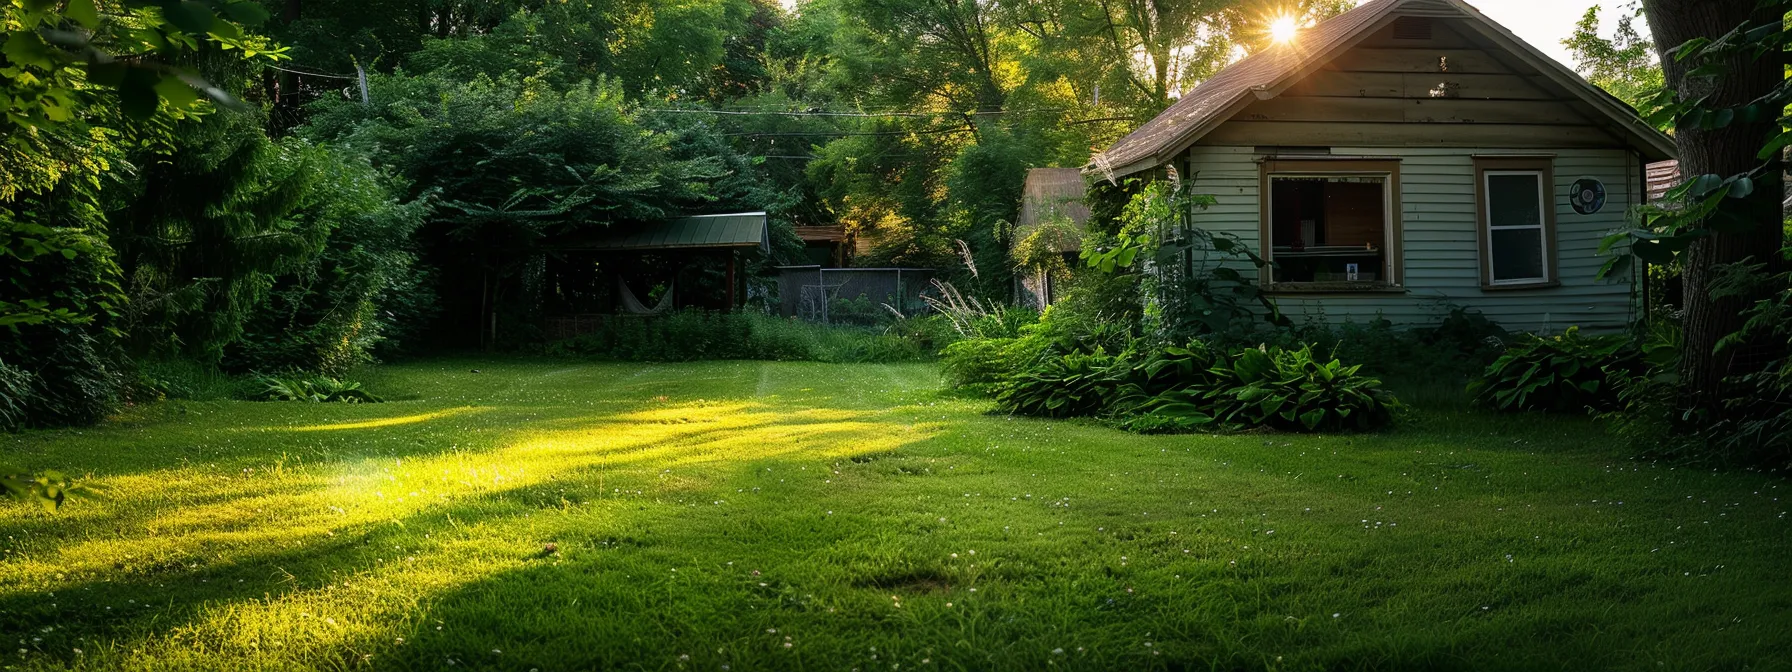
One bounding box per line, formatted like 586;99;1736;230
1013;168;1092;307
545;212;769;339
1088;0;1675;333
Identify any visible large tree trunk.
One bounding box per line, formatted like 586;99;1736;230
1642;0;1786;406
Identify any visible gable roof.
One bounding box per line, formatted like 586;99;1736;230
1088;0;1675;180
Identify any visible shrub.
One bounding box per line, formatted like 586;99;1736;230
135;359;262;402
1207;345;1400;431
940;338;1020;395
1295;308;1509;386
0;360;33;432
252;375;383;403
1118;344;1399;433
996;350;1130;418
11;330;126;427
1469;327;1640;412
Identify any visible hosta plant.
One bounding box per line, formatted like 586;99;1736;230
1468;327;1640;412
996;351;1129;418
1205;345;1400;431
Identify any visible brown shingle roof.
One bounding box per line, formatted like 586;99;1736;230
1088;0;1674;181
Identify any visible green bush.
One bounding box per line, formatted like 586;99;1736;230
940;338;1020;395
1469;327;1640;412
1203;345;1400;431
12;330;127;427
252;375;383;403
134;359;262;402
1291;308;1510;386
950;333;1401;433
0;360;33;433
996;350;1129;418
1118;344;1399;433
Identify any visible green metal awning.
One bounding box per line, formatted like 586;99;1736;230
563;212;769;254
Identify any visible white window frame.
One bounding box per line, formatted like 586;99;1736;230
1482;169;1551;286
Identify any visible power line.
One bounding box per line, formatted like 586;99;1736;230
642;106;1069;118
726;126;974;138
264;63;358;80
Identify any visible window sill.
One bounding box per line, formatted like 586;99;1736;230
1265;282;1407;295
1481;281;1561;291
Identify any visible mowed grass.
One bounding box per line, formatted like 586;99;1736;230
1;360;1789;671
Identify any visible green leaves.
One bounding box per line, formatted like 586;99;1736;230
0;467;89;512
1470;327;1641;413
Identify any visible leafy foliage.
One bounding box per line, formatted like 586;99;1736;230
996;350;1129;418
1197;345;1399;431
1563;4;1663;111
226;148;434;375
0;466;87;511
1469;327;1641;413
111;113;334;362
979;332;1401;433
252;375;382;403
0;359;32;432
1082;179;1285;342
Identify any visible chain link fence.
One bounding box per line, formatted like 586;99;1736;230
774;266;936;326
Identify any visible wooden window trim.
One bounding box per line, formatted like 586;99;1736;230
1474;157;1558;290
1257;159;1404;289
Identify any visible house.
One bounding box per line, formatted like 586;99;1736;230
1088;0;1675;332
1013;168;1093;307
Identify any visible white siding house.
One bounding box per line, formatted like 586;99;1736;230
1088;0;1675;332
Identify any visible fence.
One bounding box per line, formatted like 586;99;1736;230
774;266;936;325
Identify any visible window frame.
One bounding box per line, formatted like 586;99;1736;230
1256;158;1404;292
1474;157;1559;290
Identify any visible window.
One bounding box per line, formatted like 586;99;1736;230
1258;159;1403;290
1475;157;1556;288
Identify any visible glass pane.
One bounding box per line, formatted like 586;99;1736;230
1488;173;1542;228
1491;228;1545;281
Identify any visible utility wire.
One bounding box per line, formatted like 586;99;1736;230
263;63;359;80
643;107;1068;118
726;126;974;138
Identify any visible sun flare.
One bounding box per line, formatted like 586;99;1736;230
1269;15;1300;44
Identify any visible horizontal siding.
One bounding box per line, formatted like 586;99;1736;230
1183;145;1639;333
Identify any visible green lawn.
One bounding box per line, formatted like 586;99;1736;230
2;360;1788;671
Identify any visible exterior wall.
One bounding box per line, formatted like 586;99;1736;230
1182;145;1641;333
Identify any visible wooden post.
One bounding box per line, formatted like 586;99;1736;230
725;251;737;312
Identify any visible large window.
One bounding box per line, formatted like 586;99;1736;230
1258;159;1402;289
1475;157;1556;288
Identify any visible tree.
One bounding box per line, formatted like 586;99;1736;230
302;58;736;347
3;0;282;427
109;111;332;362
1564;3;1664;111
1636;0;1787;404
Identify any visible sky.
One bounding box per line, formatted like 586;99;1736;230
772;0;1644;75
1376;0;1645;69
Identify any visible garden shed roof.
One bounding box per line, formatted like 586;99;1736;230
565;212;770;254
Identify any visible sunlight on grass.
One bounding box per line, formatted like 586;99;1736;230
0;361;1786;670
283;407;487;432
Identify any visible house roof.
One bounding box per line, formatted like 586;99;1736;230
1014;168;1092;253
793;225;849;243
562;212;770;253
1017;168;1092;230
1088;0;1676;180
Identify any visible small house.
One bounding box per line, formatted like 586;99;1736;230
1089;0;1674;332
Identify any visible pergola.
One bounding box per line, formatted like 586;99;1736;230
546;213;770;337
